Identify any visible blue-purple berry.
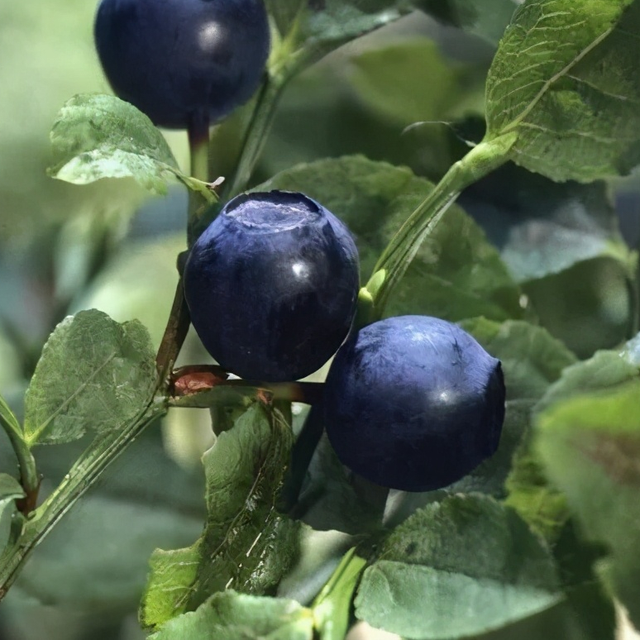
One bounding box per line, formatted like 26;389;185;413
324;315;505;492
94;0;270;128
184;191;360;382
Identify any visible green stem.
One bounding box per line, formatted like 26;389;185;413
364;133;518;319
156;112;212;375
222;75;288;200
279;403;325;514
0;400;39;514
0;399;166;601
187;111;212;246
312;548;367;640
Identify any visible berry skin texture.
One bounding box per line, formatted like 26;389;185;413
324;316;505;492
183;191;360;382
94;0;270;129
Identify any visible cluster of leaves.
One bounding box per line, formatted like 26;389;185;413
1;0;640;639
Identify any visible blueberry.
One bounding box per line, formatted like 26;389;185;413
183;191;360;382
324;316;505;492
94;0;270;129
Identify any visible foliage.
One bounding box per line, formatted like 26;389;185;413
1;0;639;639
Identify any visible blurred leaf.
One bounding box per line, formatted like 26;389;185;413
0;423;205;633
460;318;578;401
23;309;158;446
0;473;25;520
141;404;299;629
148;591;314;640
356;495;562;639
459;163;633;283
536;379;640;629
49;94;184;195
347;39;482;126
551;520;616;640
293;432;386;535
485;0;640;182
0;329;21;391
75;234;185;348
414;0;518;45
10;493;203;616
522;257;633;359
535;334;640;417
54;208;127;305
0;0;147;247
265;0;305;37
260;40;483;183
301;0;414;61
261;156;522;322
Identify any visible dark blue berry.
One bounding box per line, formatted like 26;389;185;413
324;315;505;492
94;0;270;128
183;191;360;382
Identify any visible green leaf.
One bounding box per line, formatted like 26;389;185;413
505;436;570;543
535;334;640;416
260;156;522;322
141;404;299;629
485;0;640;182
48;94;183;195
148;591;314;640
414;0;518;45
23;309;158;447
355;495;562;639
302;1;414;59
312;549;367;640
459;163;633;283
142;544;201;629
536;379;640;629
0;393;22;439
460;318;578;401
0;473;25;519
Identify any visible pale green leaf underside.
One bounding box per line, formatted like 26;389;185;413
141;404;297;629
357;561;561;639
486;0;640;181
536;380;640;628
148;591;313;640
23;309;157;447
48;94;182;195
142;544;201;629
356;495;561;638
0;473;26;520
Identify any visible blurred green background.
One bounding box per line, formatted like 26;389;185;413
0;1;639;639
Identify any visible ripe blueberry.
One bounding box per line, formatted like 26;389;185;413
183;191;360;382
324;316;505;492
94;0;270;129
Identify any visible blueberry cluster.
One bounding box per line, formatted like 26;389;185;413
95;0;505;492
